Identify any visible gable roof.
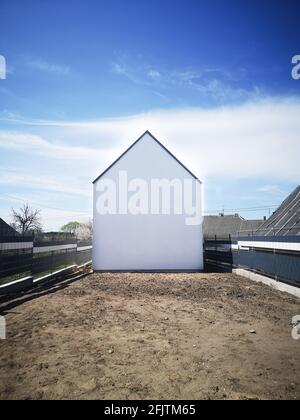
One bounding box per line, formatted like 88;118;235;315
93;130;201;184
0;218;19;236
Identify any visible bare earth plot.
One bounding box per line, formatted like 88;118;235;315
0;272;299;400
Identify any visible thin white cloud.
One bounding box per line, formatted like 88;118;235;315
0;170;91;197
1;96;300;183
0;131;118;163
1;97;299;229
110;59;258;102
148;69;161;80
27;59;70;75
256;185;279;193
111;62;141;84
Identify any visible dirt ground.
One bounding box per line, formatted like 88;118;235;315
0;272;299;400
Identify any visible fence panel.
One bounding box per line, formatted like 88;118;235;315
274;252;300;285
76;248;92;266
0;249;33;284
204;239;233;271
0;237;92;287
204;235;300;286
0;236;33;285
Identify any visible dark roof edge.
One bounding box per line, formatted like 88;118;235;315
92;130;202;184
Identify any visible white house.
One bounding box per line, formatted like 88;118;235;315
93;131;203;271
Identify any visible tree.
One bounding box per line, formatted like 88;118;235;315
60;220;93;240
60;221;82;236
11;204;42;236
76;219;93;240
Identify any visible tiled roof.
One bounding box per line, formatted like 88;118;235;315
254;186;300;236
203;214;263;239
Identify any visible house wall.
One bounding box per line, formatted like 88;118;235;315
93;133;203;271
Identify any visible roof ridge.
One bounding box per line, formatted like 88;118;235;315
92;131;201;184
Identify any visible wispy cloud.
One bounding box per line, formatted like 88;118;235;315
256;185;289;197
111;62;141;84
1;97;299;230
27;59;70;75
0;131;118;163
257;185;279;193
1;96;300;182
110;58;259;103
0;170;91;197
147;69;161;80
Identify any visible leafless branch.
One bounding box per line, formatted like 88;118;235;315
11;203;42;236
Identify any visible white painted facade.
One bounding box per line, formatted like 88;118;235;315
92;132;203;271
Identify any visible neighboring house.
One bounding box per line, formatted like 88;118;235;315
203;214;263;239
0;218;19;237
255;185;300;236
93;131;203;271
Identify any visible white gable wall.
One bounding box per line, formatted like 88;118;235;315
93;133;203;271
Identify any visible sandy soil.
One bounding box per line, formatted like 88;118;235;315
0;272;299;400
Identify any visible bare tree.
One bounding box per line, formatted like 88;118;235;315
11;203;42;236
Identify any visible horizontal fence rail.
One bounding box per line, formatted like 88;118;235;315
204;235;300;286
0;237;92;291
237;227;300;237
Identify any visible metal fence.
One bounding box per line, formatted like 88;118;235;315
0;236;92;286
236;227;300;237
204;235;300;287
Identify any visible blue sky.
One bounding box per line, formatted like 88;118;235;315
0;0;299;230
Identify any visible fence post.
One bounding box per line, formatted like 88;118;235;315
30;244;34;278
274;247;277;281
237;237;240;269
51;251;54;274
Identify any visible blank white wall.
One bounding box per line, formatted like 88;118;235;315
93;133;203;271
